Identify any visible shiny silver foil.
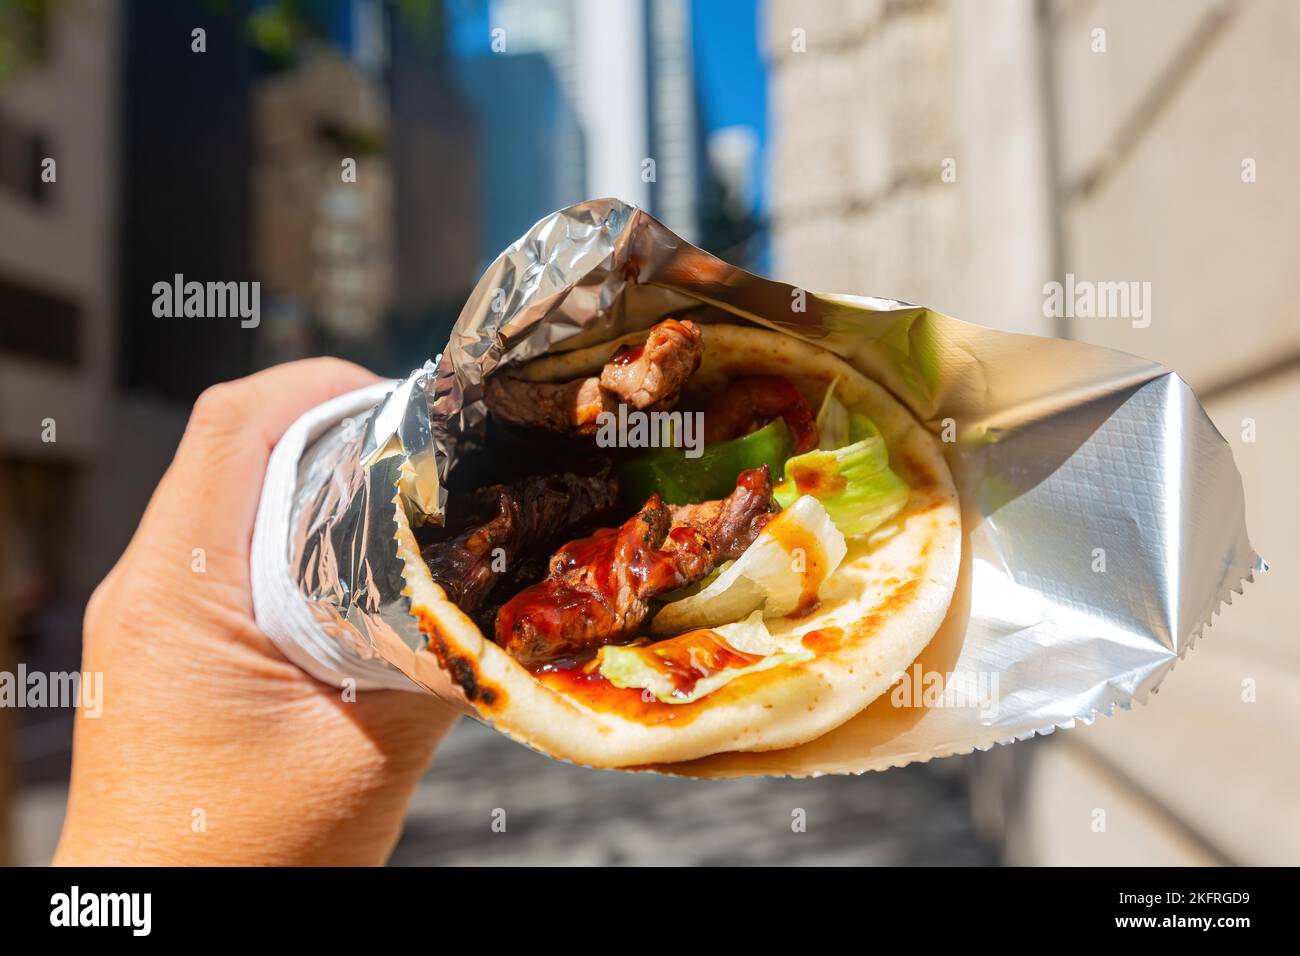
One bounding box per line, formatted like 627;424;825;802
255;198;1263;775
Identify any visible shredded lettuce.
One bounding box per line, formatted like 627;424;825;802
650;495;847;634
773;416;909;538
599;611;814;704
656;560;732;604
815;377;850;450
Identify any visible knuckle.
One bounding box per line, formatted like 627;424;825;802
83;575;115;638
298;355;365;385
188;381;245;432
303;356;350;375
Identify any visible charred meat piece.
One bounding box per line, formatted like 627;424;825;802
421;464;618;614
494;496;704;667
701;375;818;453
598;318;703;410
668;465;777;560
483;318;703;434
482;376;614;435
470;549;551;637
494;466;774;667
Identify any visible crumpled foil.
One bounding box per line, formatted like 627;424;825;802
253;198;1263;777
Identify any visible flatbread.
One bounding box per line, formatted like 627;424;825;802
392;324;961;768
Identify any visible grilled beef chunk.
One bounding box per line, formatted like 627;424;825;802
420;464;618;614
483;318;703;435
493;496;703;667
668;466;778;560
482;376;614;435
701;375;819;452
598;318;703;409
494;466;775;667
470;550;551;637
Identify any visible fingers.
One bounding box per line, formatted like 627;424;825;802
186;357;384;454
140;358;385;565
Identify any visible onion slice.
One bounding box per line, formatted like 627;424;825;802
651;495;847;634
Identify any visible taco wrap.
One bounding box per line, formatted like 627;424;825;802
392;322;961;768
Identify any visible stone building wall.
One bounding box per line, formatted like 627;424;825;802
766;0;1300;865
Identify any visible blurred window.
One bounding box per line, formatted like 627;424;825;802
0;272;79;367
0;109;50;205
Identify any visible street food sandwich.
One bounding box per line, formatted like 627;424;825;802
393;320;961;767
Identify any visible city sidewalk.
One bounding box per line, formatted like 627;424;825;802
389;717;994;866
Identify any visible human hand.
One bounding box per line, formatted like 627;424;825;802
54;359;457;866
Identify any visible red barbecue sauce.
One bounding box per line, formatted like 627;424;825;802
634;628;765;698
790;461;847;497
610;343;645;366
535;661;686;724
800;626;844;653
495;529;618;646
496;513;711;655
703;376;819;453
535;627;764;721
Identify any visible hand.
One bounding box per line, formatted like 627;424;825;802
54;359;457;866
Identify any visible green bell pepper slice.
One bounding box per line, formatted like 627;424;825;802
617;418;795;507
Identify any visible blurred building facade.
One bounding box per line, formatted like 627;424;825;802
0;0;484;863
0;0;123;866
765;0;1300;865
253;49;396;356
0;0;728;865
453;0;707;263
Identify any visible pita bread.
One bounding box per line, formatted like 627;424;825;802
391;324;961;768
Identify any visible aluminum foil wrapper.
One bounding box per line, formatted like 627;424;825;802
251;198;1263;777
